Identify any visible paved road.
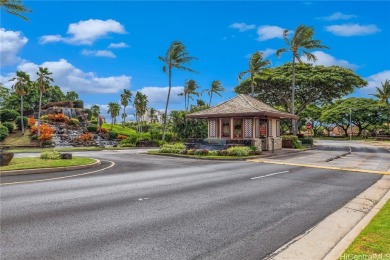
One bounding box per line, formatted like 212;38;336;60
0;150;382;260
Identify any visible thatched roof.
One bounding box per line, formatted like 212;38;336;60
186;94;298;119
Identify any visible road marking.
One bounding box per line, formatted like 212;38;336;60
0;160;115;186
250;171;290;180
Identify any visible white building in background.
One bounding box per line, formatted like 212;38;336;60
143;108;164;123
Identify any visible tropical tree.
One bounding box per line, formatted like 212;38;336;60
149;108;157;123
158;41;197;141
205;80;225;106
65;91;79;101
178;79;200;111
107;102;120;130
238;51;270;97
90;105;100;120
0;0;31;20
371;80;390;131
120;89;132;127
133;91;148;131
36;67;53;138
276;24;329;134
9;71;31;134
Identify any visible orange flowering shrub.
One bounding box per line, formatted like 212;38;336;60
30;124;54;141
97;127;108;134
118;134;127;140
46;113;69;122
78;132;94;142
28;117;36;128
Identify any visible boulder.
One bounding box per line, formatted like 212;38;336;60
60;153;72;159
0;151;14;166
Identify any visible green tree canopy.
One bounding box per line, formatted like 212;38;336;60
235;63;367;117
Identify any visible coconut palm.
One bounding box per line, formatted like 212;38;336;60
178;79;200;111
9;71;31;134
36;67;53;138
120;89;132;127
276;24;329;134
149;108;157;123
0;0;31;20
205;80;225;106
371;79;390;131
134;91;148;132
107;102;120;130
90;105;100;120
238;51;270;97
158;41;197;141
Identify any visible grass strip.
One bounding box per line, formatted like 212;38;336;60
340;199;390;259
147;150;260;160
1;157;96;171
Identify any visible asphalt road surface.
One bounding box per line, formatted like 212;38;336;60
0;150;382;260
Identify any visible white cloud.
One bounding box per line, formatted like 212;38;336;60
137;86;184;105
40;19;126;45
257;25;286;41
319;12;356;21
229;23;256;32
12;59;131;94
325;23;380;36
365;70;390;91
300;51;358;70
108;42;129;48
81;49;116;58
0;28;28;66
261;48;277;58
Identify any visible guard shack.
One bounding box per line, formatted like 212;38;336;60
186;94;298;151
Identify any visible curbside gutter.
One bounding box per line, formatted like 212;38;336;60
0;159;101;177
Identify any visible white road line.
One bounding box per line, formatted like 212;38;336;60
250;171;290;180
0;160;115;186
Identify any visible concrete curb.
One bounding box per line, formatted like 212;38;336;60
323;187;390;260
0;159;101;177
325;147;352;162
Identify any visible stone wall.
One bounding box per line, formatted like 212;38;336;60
267;137;282;150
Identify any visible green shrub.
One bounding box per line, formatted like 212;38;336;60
15;116;28;130
0;125;9;141
42;140;53;146
299;138;313;145
282;135;298;141
73;100;84;108
226;146;251;156
87;124;98;132
218;150;228;156
31;134;38;141
40;115;49;121
179;149;188;154
1;122;14;134
40;150;60;159
119;139;135;147
159;143;186;153
0;109;19;122
187;149;195;155
69;118;79;126
108;131;118;140
208;150;218;156
91;120;98;124
194;149;209;156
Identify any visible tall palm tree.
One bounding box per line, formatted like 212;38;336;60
120;89;132;127
134;91;148;132
371;79;390;131
107;102;120;130
276;24;328;134
238;51;270;97
206;80;225;106
158;41;197;141
36;67;53;138
9;71;31;134
149;108;156;123
0;0;31;20
178;79;200;111
90;105;100;120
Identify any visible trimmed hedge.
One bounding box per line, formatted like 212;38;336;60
1;122;14;134
0;109;19;122
15;116;28;130
0;125;9;141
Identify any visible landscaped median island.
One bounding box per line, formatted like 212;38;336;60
1;150;96;172
339;199;390;259
148;143;262;159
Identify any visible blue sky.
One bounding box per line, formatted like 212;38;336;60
1;1;389;120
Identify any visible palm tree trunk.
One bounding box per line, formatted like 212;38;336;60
122;106;126;127
37;91;42;137
21;95;25;134
291;56;297;135
209;92;212;106
184;93;187;111
251;75;254;97
162;68;171;142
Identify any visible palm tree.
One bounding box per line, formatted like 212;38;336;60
149;108;156;123
205;80;225;106
36;67;53;138
238;51;270;97
65;91;79;101
9;71;31;134
90;105;100;120
0;0;31;20
134;91;148;132
179;79;200;111
158;41;197;141
276;24;329;134
371;79;390;131
107;102;120;130
120;89;132;127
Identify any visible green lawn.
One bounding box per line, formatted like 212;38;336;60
102;123;136;136
340;199;390;259
1;130;34;146
1;157;96;171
